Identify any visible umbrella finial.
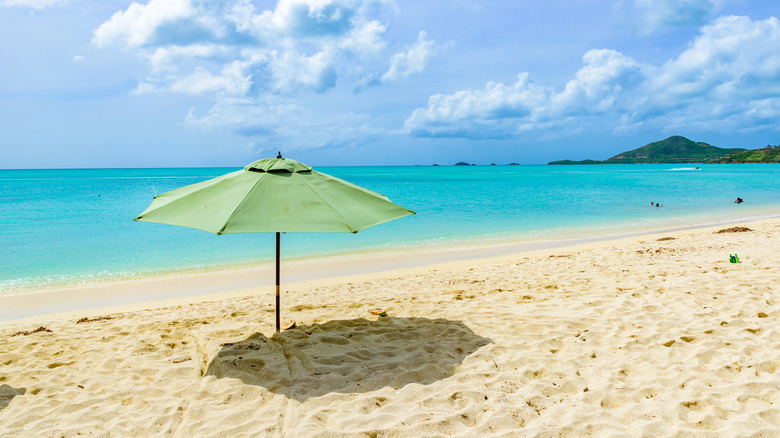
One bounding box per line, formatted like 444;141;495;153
277;151;282;159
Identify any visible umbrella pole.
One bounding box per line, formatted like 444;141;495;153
276;232;281;333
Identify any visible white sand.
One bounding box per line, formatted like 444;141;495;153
1;220;779;437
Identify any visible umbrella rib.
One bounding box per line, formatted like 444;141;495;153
214;173;267;234
296;173;360;233
134;170;243;223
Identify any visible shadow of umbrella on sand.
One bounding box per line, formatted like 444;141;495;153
202;317;491;401
134;154;415;332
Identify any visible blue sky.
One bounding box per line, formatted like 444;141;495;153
1;0;779;168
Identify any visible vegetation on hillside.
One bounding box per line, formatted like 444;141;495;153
708;146;780;163
548;136;746;164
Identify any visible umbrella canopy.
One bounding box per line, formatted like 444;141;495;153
135;156;414;234
134;155;415;331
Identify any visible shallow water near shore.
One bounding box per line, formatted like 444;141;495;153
1;163;778;293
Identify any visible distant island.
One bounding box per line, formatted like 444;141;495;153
547;135;780;164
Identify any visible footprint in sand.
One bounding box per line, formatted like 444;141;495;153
0;385;26;410
317;335;350;345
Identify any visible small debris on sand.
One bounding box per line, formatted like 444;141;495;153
11;326;52;337
370;308;388;317
715;227;753;233
76;316;115;324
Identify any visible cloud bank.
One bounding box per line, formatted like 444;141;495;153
90;2;780;151
92;0;439;150
92;0;438;97
93;0;397;94
405;15;780;139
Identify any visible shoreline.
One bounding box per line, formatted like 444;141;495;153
2;215;777;327
6;207;779;296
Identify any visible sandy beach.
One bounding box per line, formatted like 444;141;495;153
1;219;779;437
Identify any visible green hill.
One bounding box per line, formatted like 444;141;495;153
549;136;745;164
709;146;780;163
603;136;744;163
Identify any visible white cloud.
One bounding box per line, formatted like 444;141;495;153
380;31;436;82
653;15;780;100
92;0;399;95
0;0;66;9
404;49;647;139
356;30;439;90
269;0;355;36
72;54;85;62
92;0;194;49
405;73;552;139
339;19;388;57
406;15;780;139
632;15;780;127
553;49;647;115
270;49;336;93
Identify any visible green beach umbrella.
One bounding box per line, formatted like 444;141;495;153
134;153;415;332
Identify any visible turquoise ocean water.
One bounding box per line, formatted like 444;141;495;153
1;164;778;294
